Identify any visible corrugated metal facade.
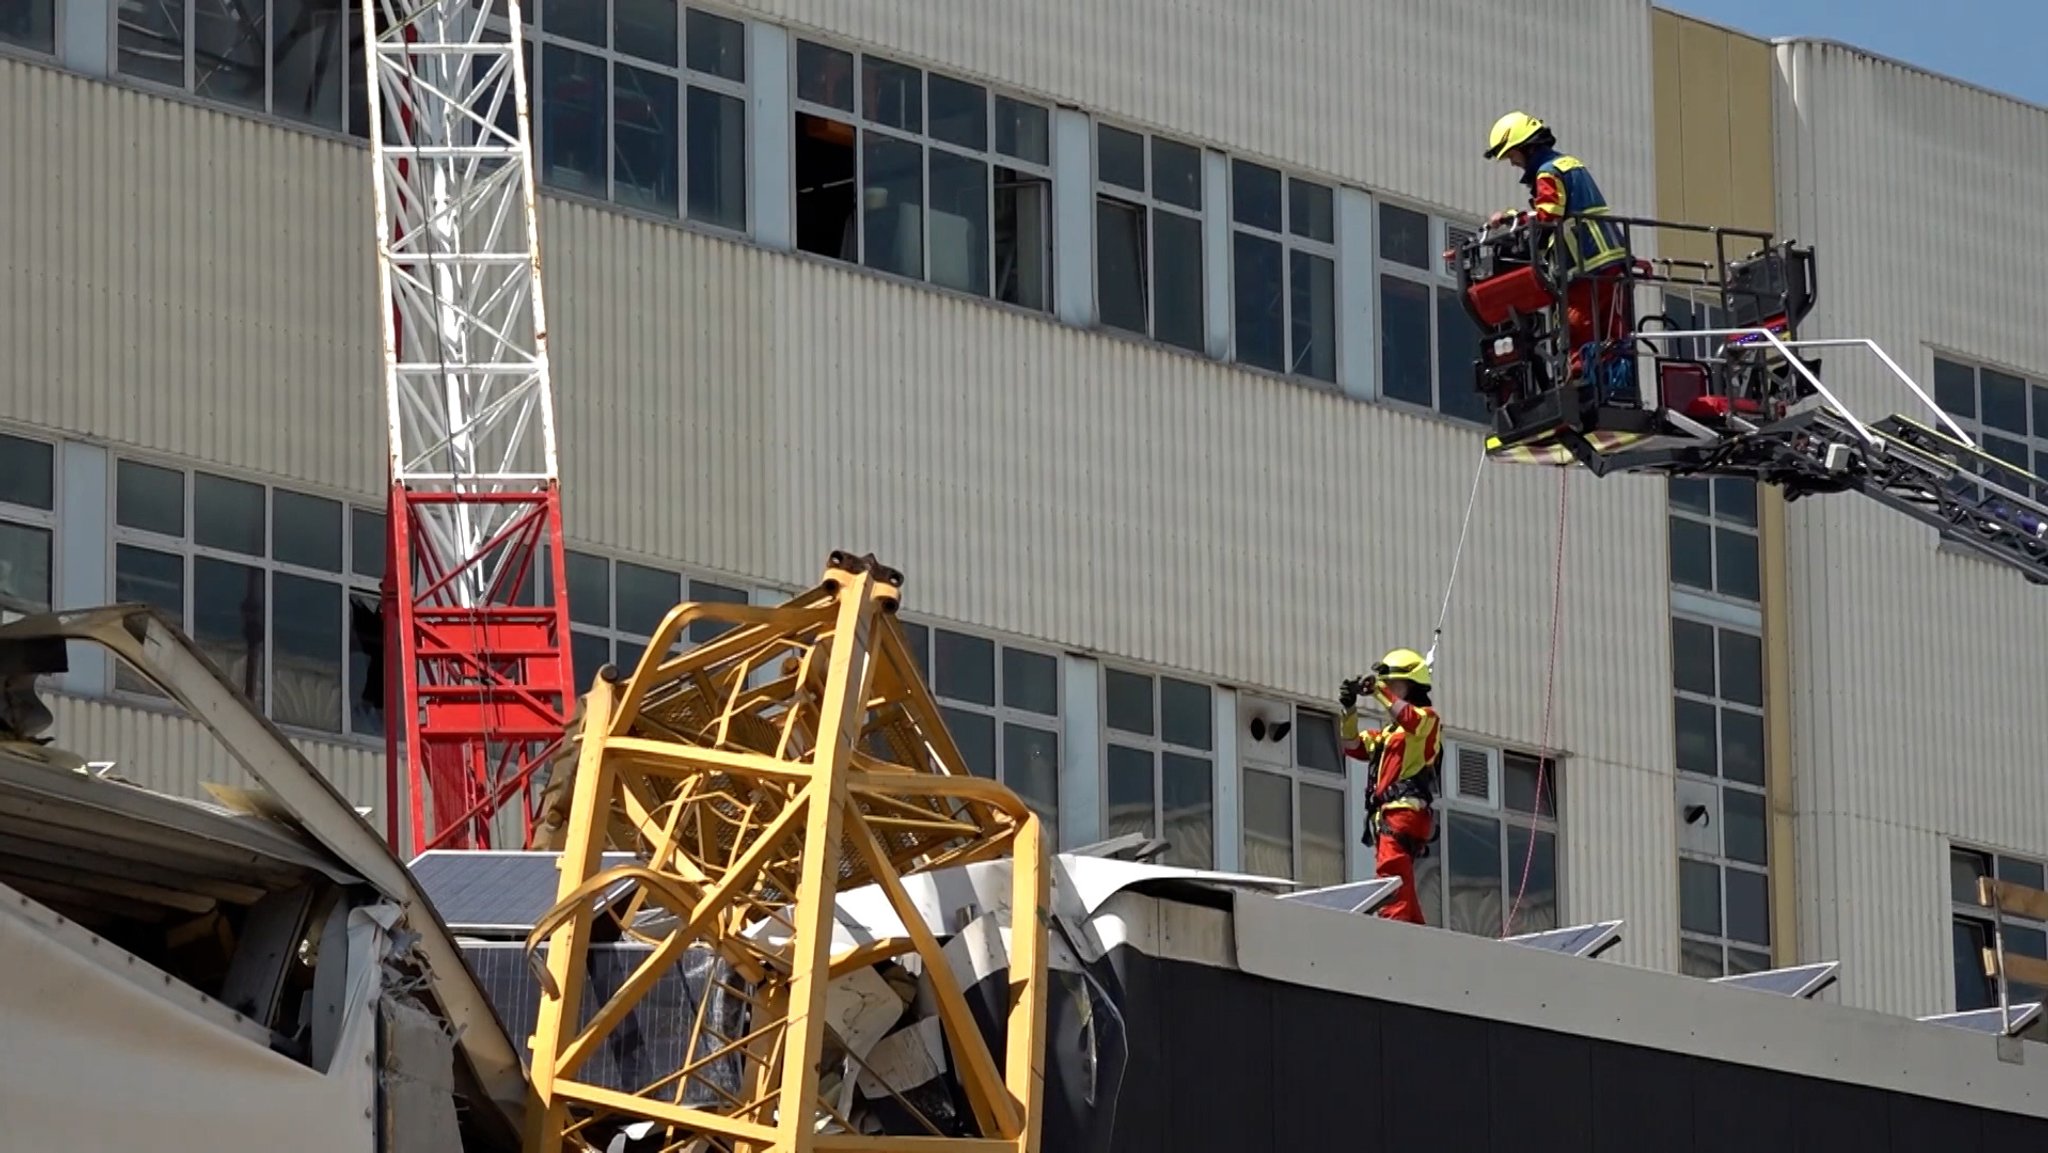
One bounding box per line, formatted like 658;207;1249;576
1774;41;2048;1015
1;0;1678;962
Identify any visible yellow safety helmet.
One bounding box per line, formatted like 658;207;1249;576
1485;111;1547;161
1374;648;1432;689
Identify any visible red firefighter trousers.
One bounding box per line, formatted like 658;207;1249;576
1374;807;1434;925
1565;267;1630;378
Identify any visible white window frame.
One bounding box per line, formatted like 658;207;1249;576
1225;158;1339;385
1100;663;1217;869
1950;845;2048;1011
896;619;1064;840
1929;352;2048;510
1238;701;1349;886
108;0;371;137
1667;472;1762;609
1672;612;1772;977
789;36;1054;309
1373;199;1485;422
0;0;59;60
106;455;372;744
1414;740;1562;937
521;0;752;231
0;429;60;615
1090;119;1208;352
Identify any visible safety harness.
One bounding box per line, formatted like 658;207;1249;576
1363;745;1444;858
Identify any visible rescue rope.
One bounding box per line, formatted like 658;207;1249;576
1504;466;1570;936
1423;443;1492;673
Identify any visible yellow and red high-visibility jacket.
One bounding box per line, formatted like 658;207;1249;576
1340;682;1442;812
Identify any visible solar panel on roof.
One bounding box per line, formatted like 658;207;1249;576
1711;960;1839;1000
1276;878;1400;915
409;850;642;934
1918;1002;2043;1036
1502;920;1624;958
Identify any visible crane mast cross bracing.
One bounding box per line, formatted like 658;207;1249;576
362;0;575;854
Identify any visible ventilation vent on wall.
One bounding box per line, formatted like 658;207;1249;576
1442;223;1477;274
1451;743;1497;807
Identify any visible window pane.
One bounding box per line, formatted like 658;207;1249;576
195;557;266;708
1669;477;1712;515
1001;647;1058;715
1160;678;1212;750
0;433;53;510
1680;857;1721;936
685;579;748;643
1669;516;1713;591
539;45;608;197
1292;250;1338;384
1681;937;1725;979
1506;824;1558;933
1414;850;1442;929
564;551;610;627
1672;618;1715;696
994;170;1052;311
1294;709;1342;775
863;134;924;279
1674;697;1719;776
1950;848;1991;905
115;545;183;621
1288;178;1334;244
1953;918;1995;1011
1379;275;1432;406
1152;210;1206;353
191;0;266;110
346;592;384;738
1728;946;1771;976
926;73;987;151
1723;787;1768;866
1982;368;2028;436
1230;160;1282;232
1721;709;1765;786
994;96;1049;166
272;574;342;733
0;523;52;610
117;0;186;85
1242;768;1294;880
943;706;996;779
118;460;186;536
795;40;854;111
1096;125;1146;192
1299;783;1346;887
1232;232;1285;373
1714;527;1760;601
685;86;747;231
1106;744;1155;840
1436;285;1486;422
1105;669;1153;735
614;561;680;637
1718;630;1764;707
683;8;744;81
934;630;996;706
898;620;931;682
2035;385;2048;441
1726;867;1770;946
543;0;605;46
273;490;343;572
1502;752;1555;817
1096;198;1148;336
1002;722;1060;824
861;56;922;132
615;0;679;67
1378;203;1431;269
928;150;991;295
0;0;56;53
351;508;386;582
1160;752;1213;868
1932;358;1975;419
1150;137;1202;212
1445;811;1502;937
614;64;680;217
1999;855;2047;892
1713;479;1759;526
571;629;611;690
194;473;265;556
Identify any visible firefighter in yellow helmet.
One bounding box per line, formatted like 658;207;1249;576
1483;111;1636;398
1338;648;1442;925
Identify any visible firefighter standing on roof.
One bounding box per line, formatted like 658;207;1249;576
1339;650;1441;925
1484;111;1634;395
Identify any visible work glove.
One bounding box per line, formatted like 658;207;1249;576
1338;675;1366;712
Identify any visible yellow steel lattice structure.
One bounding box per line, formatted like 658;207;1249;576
522;553;1047;1153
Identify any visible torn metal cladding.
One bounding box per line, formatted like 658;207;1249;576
523;556;1048;1153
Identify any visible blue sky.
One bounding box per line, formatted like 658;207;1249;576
1667;0;2043;107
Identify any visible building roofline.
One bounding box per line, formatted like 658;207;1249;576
1769;35;2048;118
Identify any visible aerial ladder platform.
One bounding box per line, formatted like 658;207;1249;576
1453;215;2048;584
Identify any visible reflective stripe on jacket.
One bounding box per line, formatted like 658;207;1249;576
1526;150;1629;273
